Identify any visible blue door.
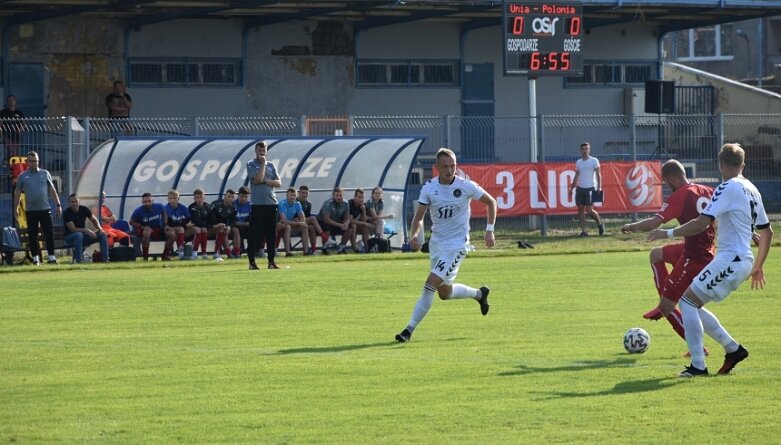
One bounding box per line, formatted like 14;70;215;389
461;63;494;162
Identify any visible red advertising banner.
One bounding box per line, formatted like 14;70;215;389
433;161;663;216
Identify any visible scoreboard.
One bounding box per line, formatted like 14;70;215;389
503;1;583;76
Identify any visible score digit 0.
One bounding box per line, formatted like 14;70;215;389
567;17;581;36
512;16;524;35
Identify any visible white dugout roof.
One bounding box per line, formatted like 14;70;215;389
75;136;425;245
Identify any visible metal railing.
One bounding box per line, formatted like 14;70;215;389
3;113;780;231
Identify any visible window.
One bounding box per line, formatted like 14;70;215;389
357;64;387;84
565;61;656;86
676;24;734;61
356;60;459;87
129;58;242;87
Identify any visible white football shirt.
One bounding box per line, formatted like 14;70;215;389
419;176;485;251
575;157;600;188
703;176;769;259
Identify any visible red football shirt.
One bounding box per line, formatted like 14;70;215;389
655;183;715;262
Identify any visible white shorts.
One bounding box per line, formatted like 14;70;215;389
428;240;468;286
690;254;753;303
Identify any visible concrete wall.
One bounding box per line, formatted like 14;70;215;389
2;16;660;118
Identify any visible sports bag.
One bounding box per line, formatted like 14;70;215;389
109;246;137;262
1;226;23;252
368;237;391;253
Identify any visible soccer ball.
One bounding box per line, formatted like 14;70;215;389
623;327;650;354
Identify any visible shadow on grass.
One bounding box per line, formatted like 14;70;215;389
498;355;638;376
537;377;680;399
273;342;396;354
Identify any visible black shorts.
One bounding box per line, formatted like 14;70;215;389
575;187;595;206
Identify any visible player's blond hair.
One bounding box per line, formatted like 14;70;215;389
719;143;745;168
167;189;180;197
436;147;456;162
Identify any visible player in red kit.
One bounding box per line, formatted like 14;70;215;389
621;160;715;352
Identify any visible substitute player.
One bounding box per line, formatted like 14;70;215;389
394;147;497;343
621;160;714;353
130;192;172;261
649;143;773;377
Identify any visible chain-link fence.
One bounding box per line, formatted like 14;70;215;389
2;113;779;231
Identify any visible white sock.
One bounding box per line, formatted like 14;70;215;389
407;284;436;332
48;255;56;261
698;307;739;353
680;298;707;370
449;283;480;300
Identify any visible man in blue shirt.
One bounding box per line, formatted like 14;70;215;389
278;187;312;256
130;192;172;261
13;151;62;265
164;189;195;260
234;186;252;257
63;193;109;263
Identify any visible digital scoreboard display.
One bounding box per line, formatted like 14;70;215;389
503;1;583;76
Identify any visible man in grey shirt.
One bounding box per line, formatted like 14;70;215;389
318;187;354;254
246;141;282;270
13;151;62;265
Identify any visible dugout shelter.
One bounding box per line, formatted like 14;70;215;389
74;136;425;249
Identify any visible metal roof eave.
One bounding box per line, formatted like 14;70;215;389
582;0;781;6
128;0;281;28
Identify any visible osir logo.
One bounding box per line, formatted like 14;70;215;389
625;164;656;207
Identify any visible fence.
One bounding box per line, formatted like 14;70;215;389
2;113;779;231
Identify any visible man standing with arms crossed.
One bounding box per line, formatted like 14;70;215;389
13;151;61;265
621;160;715;353
395;148;497;343
649;143;773;377
569;142;605;237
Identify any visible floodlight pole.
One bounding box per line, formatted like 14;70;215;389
529;76;541;233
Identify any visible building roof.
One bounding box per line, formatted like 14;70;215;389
1;1;779;34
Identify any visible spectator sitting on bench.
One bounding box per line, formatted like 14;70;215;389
187;188;212;259
298;184;327;253
164;189;197;260
130;192;173;261
278;187;312;256
63;193;109;263
318;187;354;254
233;186;252;257
367;186;395;239
210;189;240;260
95;191;130;247
348;188;373;253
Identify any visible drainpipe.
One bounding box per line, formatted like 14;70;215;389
757;19;764;88
2;23;11;97
242;23;250;94
124;25;132;82
657;30;666;81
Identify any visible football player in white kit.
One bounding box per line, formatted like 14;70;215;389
395;148;497;343
649;143;773;377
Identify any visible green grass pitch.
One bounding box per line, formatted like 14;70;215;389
1;237;780;444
